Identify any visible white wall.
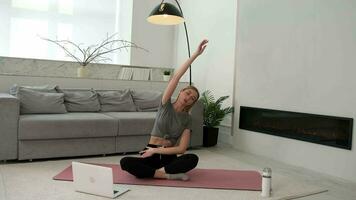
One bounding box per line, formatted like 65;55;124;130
234;0;356;182
175;0;237;99
130;0;175;68
175;0;237;129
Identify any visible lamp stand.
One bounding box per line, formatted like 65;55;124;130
175;0;192;85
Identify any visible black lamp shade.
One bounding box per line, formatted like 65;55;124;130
147;3;184;25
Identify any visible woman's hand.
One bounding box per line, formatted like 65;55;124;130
194;39;209;56
139;147;156;158
161;39;208;105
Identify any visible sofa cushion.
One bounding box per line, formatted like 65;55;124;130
97;90;136;112
57;88;101;112
130;90;162;111
9;84;57;96
17;88;67;114
18;113;117;140
103;112;156;136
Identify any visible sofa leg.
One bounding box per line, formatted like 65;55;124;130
29;159;33;162
2;160;6;163
102;154;106;157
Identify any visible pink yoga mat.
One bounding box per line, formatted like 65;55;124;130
53;164;262;190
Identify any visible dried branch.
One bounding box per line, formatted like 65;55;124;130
40;33;148;67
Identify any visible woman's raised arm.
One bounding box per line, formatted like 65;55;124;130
161;39;208;104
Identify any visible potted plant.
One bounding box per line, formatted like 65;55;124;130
199;90;234;147
163;70;172;81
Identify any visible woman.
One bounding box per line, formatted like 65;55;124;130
120;39;208;181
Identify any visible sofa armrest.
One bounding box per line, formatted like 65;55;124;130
0;93;20;160
190;100;203;147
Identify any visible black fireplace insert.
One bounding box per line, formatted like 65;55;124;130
239;106;353;150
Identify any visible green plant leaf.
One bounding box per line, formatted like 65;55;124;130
199;90;234;128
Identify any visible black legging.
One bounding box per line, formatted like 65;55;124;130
120;144;199;178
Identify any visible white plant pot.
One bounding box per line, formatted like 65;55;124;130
163;75;171;81
77;66;88;78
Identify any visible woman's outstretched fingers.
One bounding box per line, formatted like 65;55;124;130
196;39;209;55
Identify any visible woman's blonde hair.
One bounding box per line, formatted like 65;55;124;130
178;85;200;112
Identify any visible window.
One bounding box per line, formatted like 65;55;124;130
0;0;133;65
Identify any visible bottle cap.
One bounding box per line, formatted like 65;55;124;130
262;167;272;177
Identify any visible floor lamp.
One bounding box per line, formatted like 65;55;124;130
147;0;192;85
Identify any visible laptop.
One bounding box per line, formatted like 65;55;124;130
72;162;129;198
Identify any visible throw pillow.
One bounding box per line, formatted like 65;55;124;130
57;88;101;112
97;89;136;112
130;90;162;111
17;88;67;114
9;84;58;96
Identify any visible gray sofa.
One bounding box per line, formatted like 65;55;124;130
0;87;203;161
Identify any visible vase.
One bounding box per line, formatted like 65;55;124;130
77;66;88;78
163;75;171;81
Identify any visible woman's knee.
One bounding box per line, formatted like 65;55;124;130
120;157;135;170
184;154;199;167
191;154;199;166
120;157;154;178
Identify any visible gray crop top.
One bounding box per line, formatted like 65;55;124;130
150;98;192;145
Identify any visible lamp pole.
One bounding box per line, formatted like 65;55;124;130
174;0;192;85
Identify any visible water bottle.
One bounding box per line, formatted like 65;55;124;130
261;167;272;197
